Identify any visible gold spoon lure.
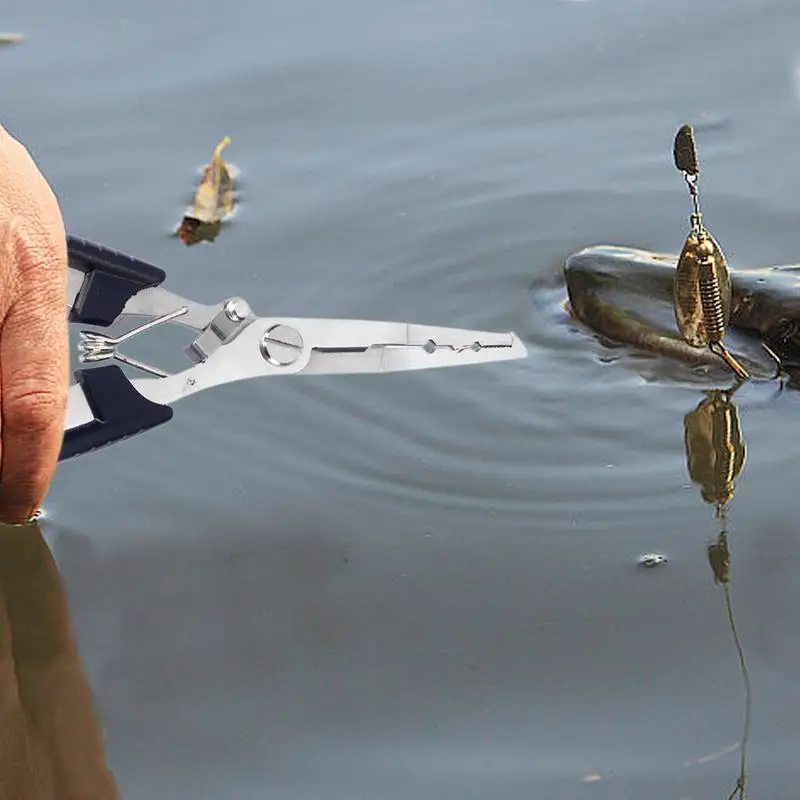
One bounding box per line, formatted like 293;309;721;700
672;124;749;381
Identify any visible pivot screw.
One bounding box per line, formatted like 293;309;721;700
260;324;303;366
224;299;247;322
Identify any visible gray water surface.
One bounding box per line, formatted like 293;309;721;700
5;0;800;797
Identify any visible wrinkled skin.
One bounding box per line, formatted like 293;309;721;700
565;245;800;381
0;125;69;522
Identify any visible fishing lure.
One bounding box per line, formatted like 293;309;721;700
672;124;749;380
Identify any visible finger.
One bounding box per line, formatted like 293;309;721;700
0;224;68;523
0;130;59;236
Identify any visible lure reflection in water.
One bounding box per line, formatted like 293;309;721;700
684;388;746;518
682;388;750;799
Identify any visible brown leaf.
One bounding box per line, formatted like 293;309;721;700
176;136;236;245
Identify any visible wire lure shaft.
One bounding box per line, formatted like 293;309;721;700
672;124;749;381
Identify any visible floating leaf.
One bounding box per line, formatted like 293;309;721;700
176;136;236;245
0;32;24;45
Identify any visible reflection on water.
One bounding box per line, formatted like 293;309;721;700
683;387;750;799
0;523;118;798
684;386;747;518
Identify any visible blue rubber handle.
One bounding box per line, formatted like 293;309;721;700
60;365;173;461
67;235;167;326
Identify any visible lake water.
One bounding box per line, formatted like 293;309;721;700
4;0;800;796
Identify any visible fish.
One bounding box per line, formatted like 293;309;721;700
564;244;800;381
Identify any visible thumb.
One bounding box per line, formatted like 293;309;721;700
0;229;68;522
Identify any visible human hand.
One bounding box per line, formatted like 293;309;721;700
0;124;69;522
0;521;118;798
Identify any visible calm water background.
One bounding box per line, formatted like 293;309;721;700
5;0;800;797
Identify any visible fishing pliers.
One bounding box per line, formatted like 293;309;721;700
62;236;527;461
